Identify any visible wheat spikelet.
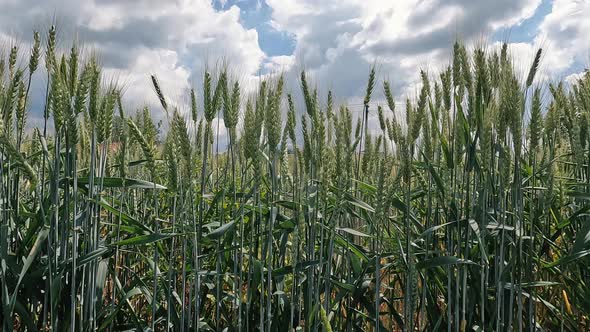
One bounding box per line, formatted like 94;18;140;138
164;131;179;192
195;117;203;157
453;41;463;89
151;74;168;113
46;25;57;71
88;60;101;123
460;45;472;96
409;97;423;144
3;70;23;136
386;118;394;143
0;59;5;88
211;72;223;119
50;72;65;131
68;43;79;95
500;42;508;69
99;89;116;142
266;75;283;155
222;72;240;131
326;90;333;121
29;31;41;75
173;109;192;173
203;71;213;122
440;67;452;112
383;80;396;115
526;48;542;88
313;105;326;169
488;51;500;88
8;45;18;79
73;69;88;116
364;66;376;107
0;133;37;186
377;105;386;132
286;94;296;145
529;87;542;153
190;88;198;123
301;71;315;117
434;82;442;113
16;81;26;136
361;133;372;174
301;114;312;172
243;99;258;162
229;80;240;128
127;117;155;177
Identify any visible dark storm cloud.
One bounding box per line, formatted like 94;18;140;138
0;0;186;69
367;0;541;57
367;28;455;57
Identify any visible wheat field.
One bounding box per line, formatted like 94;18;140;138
0;27;589;331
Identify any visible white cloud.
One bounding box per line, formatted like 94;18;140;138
266;0;544;105
493;0;590;88
1;0;588;143
565;71;586;86
535;0;590;73
264;55;296;73
104;48;191;113
0;0;266;121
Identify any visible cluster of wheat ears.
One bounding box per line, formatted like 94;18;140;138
0;26;589;332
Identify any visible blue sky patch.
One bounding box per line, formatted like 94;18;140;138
214;0;296;57
493;0;552;43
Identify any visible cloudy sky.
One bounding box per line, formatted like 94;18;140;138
0;0;588;132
